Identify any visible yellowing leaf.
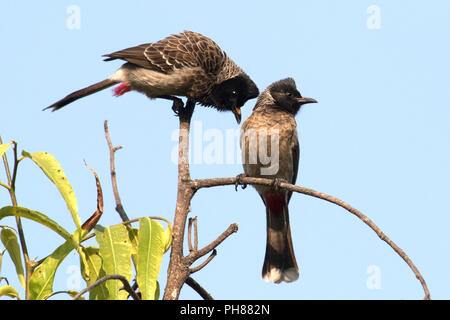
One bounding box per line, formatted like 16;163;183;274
162;224;173;253
80;246;108;300
95;224;132;300
0;285;20;299
29;238;78;300
0;143;11;159
128;227;139;269
22;151;80;230
136;217;165;300
1;228;25;289
0;206;72;241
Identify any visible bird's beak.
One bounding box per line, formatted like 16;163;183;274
232;107;242;124
297;97;318;105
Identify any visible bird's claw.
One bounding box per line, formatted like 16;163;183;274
271;178;287;192
171;98;185;116
235;173;247;191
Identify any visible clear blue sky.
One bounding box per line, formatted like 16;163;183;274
1;1;450;300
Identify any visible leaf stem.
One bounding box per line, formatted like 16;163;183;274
0;137;31;299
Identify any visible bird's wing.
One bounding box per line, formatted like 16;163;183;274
288;131;300;203
103;43;156;70
103;31;225;75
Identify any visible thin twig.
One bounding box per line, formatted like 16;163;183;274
192;176;431;300
46;290;80;300
72;274;140;300
122;216;173;227
0;181;10;190
193;216;198;251
0;274;9;285
104;120;129;222
11;141;19;190
189;249;217;274
185;277;214;300
188;217;194;252
0;137;31;299
188;216;198;252
186;223;238;263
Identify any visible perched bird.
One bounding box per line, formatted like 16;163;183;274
240;78;317;283
44;30;259;123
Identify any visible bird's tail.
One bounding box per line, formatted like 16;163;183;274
44;79;118;111
262;192;299;283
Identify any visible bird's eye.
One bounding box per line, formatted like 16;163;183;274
231;90;237;95
286;92;292;97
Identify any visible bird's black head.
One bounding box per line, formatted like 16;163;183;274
209;74;259;124
269;78;317;115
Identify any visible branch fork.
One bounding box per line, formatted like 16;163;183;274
102;96;430;301
163;100;239;300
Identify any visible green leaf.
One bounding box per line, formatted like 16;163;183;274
79;246;108;300
136;217;165;300
128;227;139;268
29;238;78;300
1;228;25;289
95;224;132;300
0;285;20;299
0;143;11;159
162;223;173;253
155;280;160;300
22;151;81;230
0;206;72;241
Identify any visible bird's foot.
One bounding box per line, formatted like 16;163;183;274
178;99;196;122
171;98;185;116
235;173;247;191
271;178;287;192
156;95;185;116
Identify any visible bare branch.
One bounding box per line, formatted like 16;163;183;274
185;277;214;300
192;176;431;300
104;120;130;222
163;100;197;300
11;141;19;191
189;249;217;274
193;217;198;251
72;274;140;300
187;223;238;263
188;217;198;252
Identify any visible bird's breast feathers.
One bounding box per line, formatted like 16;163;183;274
241;111;298;185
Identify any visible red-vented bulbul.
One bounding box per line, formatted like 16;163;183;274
241;78;317;283
45;31;259;123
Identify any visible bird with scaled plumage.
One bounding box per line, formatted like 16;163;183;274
44;30;259;124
